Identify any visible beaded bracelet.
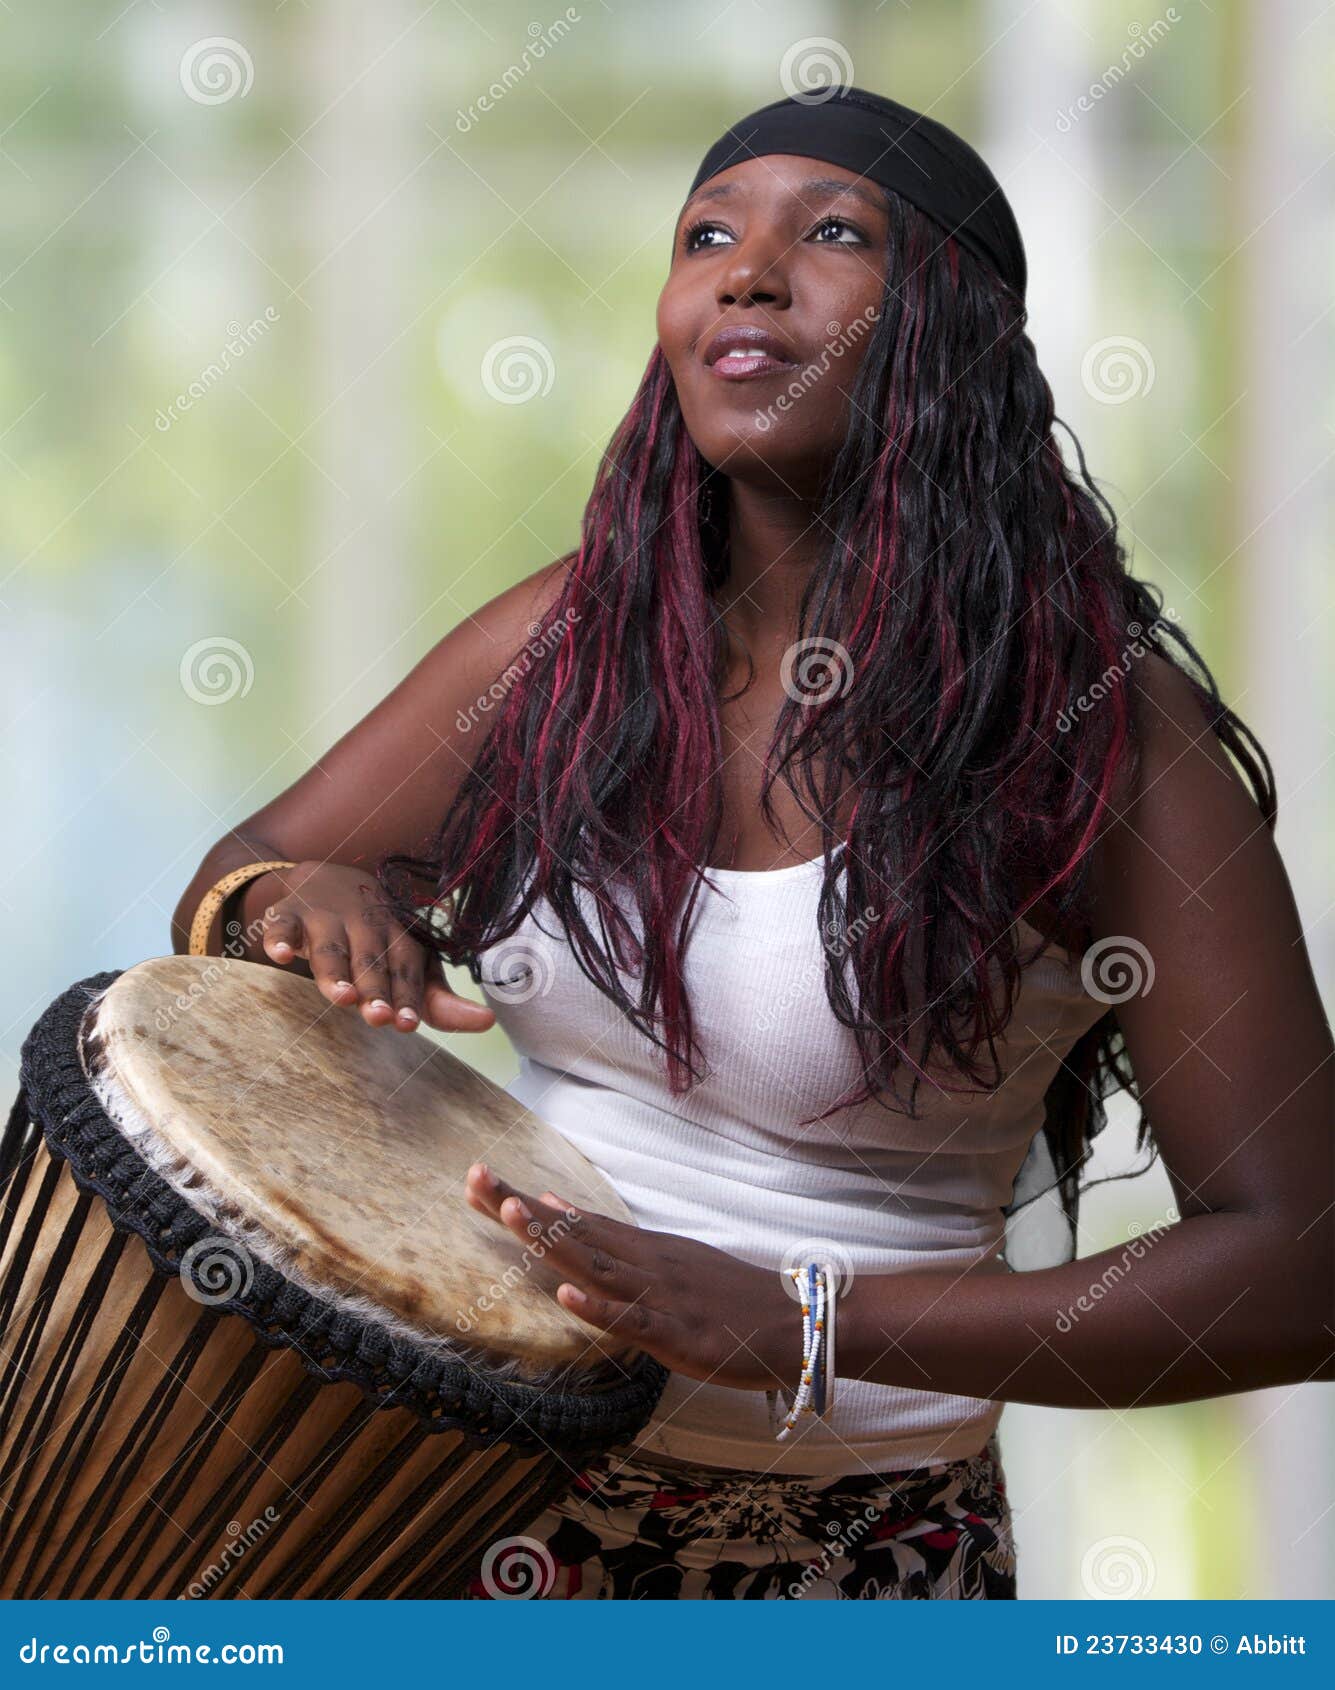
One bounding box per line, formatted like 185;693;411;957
768;1260;844;1439
774;1264;827;1441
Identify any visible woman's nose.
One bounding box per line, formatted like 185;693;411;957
715;236;792;310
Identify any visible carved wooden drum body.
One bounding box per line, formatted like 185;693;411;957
0;958;664;1598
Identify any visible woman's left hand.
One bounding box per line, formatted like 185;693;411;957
464;1163;795;1391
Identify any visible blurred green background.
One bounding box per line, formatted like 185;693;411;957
1;0;1330;1599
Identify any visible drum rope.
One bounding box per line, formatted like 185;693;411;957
5;1270;168;1597
0;1153;66;1358
199;1398;380;1596
267;1419;435;1598
303;1425;460;1597
376;1453;581;1599
0;1182;95;1447
49;1308;223;1599
0;1082;40;1206
103;1341;273;1600
0;1222;129;1568
137;1369;325;1599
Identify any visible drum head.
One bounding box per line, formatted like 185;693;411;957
79;956;635;1374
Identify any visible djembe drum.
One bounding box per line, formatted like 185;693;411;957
0;957;665;1599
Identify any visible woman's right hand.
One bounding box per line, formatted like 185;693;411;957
251;861;496;1036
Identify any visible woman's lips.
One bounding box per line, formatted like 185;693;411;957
701;324;799;382
707;349;797;380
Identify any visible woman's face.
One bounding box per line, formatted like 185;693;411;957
657;153;889;499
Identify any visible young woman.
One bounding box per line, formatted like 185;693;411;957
174;87;1334;1600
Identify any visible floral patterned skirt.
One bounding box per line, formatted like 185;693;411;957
468;1431;1017;1600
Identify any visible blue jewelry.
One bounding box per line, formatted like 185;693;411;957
810;1263;827;1416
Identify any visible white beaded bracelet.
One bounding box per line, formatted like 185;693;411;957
775;1264;827;1441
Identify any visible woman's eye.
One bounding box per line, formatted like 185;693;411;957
810;217;866;245
683;221;734;252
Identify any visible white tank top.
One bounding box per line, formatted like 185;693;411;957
475;847;1107;1475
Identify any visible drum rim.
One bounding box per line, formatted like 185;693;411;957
10;968;668;1459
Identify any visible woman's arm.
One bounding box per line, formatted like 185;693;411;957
465;652;1335;1406
833;651;1335;1406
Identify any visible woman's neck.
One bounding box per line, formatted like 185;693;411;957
714;480;827;649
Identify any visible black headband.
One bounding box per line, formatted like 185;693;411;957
687;85;1027;299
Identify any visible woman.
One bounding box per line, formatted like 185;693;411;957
174;87;1334;1600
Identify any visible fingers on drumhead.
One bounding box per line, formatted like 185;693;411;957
385;952;423;1030
300;923;356;1000
262;909;304;962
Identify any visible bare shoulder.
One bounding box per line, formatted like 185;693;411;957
1089;645;1277;927
437;554;574;697
1109;647;1255;816
224;556;575;870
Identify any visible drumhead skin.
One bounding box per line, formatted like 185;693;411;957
81;956;636;1374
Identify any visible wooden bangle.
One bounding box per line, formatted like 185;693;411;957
188;861;298;958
